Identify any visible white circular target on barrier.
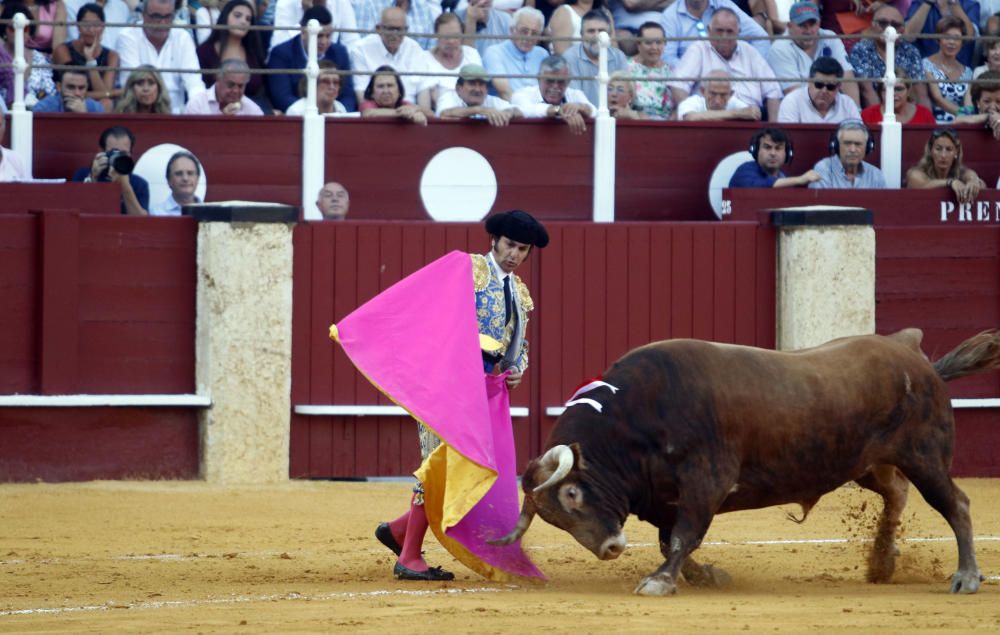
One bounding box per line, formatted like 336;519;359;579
419;147;497;222
708;151;753;219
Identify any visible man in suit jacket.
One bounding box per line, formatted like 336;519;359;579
266;6;357;113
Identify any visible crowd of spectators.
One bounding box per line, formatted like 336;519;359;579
0;0;997;123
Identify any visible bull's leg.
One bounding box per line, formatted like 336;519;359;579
854;464;909;583
635;508;716;596
899;464;981;593
656;526;730;588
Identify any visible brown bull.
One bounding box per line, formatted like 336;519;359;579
493;329;1000;596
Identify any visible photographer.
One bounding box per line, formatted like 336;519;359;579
70;126;149;215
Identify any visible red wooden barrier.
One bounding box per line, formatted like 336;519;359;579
289;221;775;478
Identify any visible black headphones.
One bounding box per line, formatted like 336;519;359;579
749;128;794;165
829;119;875;156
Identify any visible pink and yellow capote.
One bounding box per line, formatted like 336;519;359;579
329;250;545;582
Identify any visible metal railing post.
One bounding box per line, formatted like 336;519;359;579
880;26;902;188
592;31;615;223
301;19;324;220
10;12;33;177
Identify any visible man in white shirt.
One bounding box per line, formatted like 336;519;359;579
777;57;861;123
667;8;782;121
269;0;361;53
676;70;761;120
116;0;205;114
437;64;521;126
184;59;265;116
349;6;431;105
766;2;859;105
152;151;203;216
512;54;595;135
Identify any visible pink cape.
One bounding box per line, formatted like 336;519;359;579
330;250;544;582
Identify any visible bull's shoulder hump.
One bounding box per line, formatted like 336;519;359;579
887;328;924;353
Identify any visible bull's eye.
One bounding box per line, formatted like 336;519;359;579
558;482;584;511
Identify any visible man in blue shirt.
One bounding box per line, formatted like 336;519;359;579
729;128;821;188
483;6;548;101
266;6;357;113
562;10;629;106
32;69;104;113
71;126;150;216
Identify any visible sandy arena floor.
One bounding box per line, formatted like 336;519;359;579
1;479;999;633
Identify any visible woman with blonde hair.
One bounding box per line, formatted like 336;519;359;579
115;65;172;114
906;128;985;204
607;71;645;119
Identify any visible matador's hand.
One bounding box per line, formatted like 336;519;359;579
506;369;523;389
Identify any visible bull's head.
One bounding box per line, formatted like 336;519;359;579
490;443;628;560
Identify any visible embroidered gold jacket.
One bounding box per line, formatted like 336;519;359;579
471;253;534;373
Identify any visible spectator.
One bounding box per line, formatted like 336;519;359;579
659;0;771;69
24;0;67;54
71;126;149;216
729;127;820;188
197;0;266;101
861;67;937;125
52;3;120;112
267;6;357;112
668;9;782;121
766;2;859;106
905;0;979;67
1;3;58;109
115;65;173;113
317;181;350;219
606;72;646;119
511;54;595;134
387;0;441;50
973;38;1000;78
809;120;887;189
905;128;985;203
65;0;130;51
424;12;483;107
348;7;430;108
152;151;203;216
359;64;431;125
0;115;30;181
286;59;350;115
350;0;381;34
777;57;861;123
954;70;1000;139
459;0;511;59
483;6;547;101
33;68;105;112
549;0;602;56
116;0;206;114
184;58;265;115
437;63;522;125
269;0;360;52
562;9;628;106
675;69;761;120
849;6;930;109
923;16;974;122
627;21;672;120
194;0;222;45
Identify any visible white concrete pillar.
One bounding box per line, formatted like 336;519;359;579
773;207;876;351
191;203;298;483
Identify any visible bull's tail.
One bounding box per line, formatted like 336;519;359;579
933;330;1000;382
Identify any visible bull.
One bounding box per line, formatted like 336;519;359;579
493;329;1000;596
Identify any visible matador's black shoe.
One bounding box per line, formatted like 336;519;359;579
393;561;455;581
375;522;403;557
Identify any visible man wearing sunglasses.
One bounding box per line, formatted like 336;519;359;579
777;56;861;123
766;1;859;106
904;0;979;66
848;5;930;109
116;0;206;114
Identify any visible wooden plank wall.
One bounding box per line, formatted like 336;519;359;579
290;221;775;478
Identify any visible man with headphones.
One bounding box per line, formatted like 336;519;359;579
809;119;888;189
729;128;822;188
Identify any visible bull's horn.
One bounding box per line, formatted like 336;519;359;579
532;444;575;493
487;497;537;546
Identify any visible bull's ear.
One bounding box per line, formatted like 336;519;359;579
569;442;587;471
521;458;540;492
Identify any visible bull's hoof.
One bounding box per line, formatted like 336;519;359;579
634;573;678;596
950;570;983;594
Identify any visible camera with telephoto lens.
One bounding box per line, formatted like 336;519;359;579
97;150;134;181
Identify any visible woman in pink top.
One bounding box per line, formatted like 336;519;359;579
25;0;67;54
359;65;431;126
